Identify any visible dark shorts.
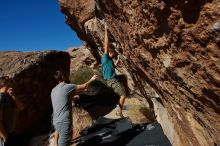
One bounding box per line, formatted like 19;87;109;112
107;77;126;97
54;122;72;146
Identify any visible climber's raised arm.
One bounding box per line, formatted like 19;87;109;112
104;23;109;54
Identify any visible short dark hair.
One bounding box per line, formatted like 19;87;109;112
0;76;10;87
109;47;115;53
109;43;116;51
54;70;67;82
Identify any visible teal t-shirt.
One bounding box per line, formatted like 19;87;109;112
101;53;116;80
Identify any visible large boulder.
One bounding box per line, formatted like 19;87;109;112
0;51;70;136
58;0;220;146
67;46;97;72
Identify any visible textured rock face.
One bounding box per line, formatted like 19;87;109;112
67;46;97;72
59;0;220;145
0;51;70;136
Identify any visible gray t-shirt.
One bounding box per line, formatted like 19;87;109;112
0;93;16;133
51;82;76;125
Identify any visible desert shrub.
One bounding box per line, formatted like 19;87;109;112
70;65;94;84
71;65;119;108
70;65;106;84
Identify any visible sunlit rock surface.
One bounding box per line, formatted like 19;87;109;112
59;0;220;145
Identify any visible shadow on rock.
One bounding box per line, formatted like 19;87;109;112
75;81;120;120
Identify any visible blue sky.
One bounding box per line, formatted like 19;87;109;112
0;0;82;51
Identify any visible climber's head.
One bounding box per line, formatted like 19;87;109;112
109;48;116;58
109;43;117;58
54;70;70;83
0;76;11;93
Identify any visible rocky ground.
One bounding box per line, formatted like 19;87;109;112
29;94;153;146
